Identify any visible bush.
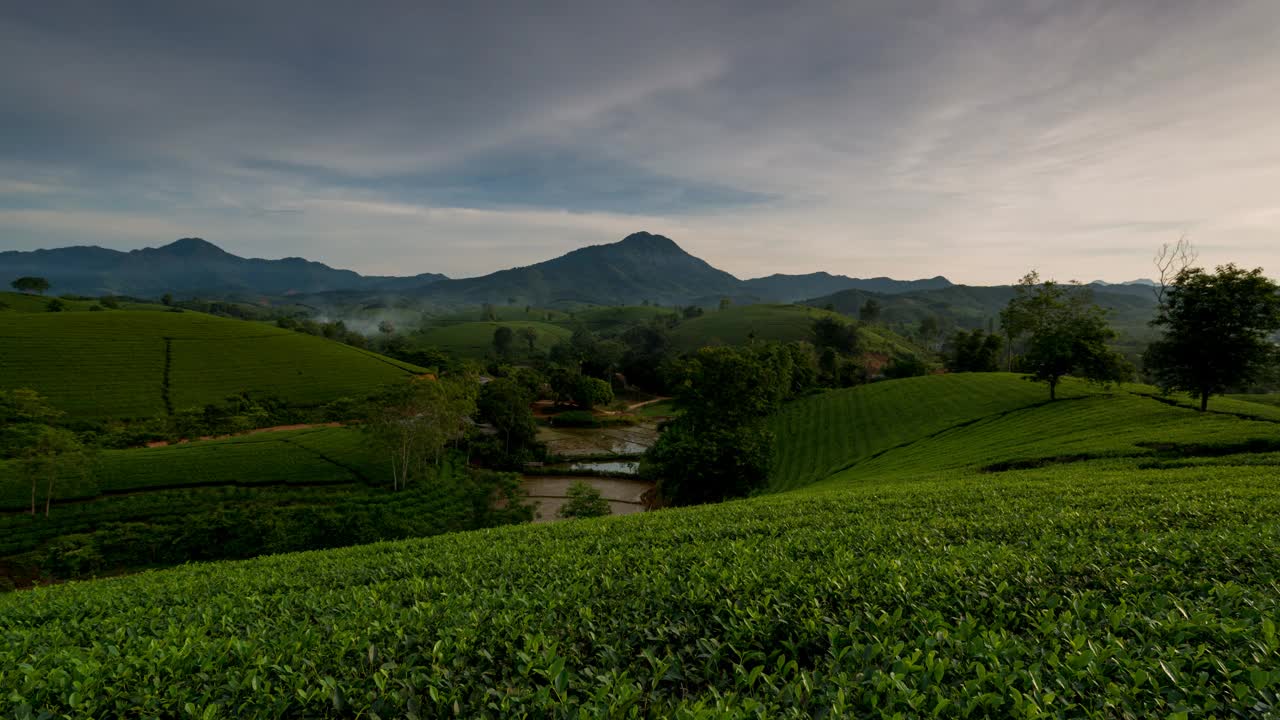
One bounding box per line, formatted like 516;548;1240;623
557;481;611;519
570;375;614;409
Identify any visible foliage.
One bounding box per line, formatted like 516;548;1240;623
363;377;476;490
943;328;1003;372
476;378;540;466
556;480;611;519
569;375;613;410
647;345;791;505
492;325;515;357
882;354;930;379
547;410;601;428
1143;263;1280;411
1000;272;1131;400
811;315;861;355
10;276;50;295
4;442;1279;715
858;297;882;323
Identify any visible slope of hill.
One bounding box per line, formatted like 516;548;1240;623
0;311;423;420
0;428;528;588
806;283;1159;337
0;238;447;298
0;291;168;313
742;272;952;302
667;304;925;361
416;320;572;357
4;373;1278;716
408;232;742;307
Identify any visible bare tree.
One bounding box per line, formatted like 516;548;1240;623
1153;234;1198;305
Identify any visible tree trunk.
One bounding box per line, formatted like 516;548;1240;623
1049;378;1057;401
45;469;54;517
30;478;36;516
1200;390;1209;412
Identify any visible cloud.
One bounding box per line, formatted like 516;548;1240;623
1;0;1278;283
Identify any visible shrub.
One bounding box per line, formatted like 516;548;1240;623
557;481;611;519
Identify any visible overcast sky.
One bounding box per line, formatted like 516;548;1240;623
3;1;1279;283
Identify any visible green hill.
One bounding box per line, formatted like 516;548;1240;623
0;311;424;420
669;304;924;359
0;291;166;313
4;374;1280;716
416;320;572;358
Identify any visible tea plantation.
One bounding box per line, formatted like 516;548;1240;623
3;373;1280;717
669;304;923;359
0;311;424;420
414;320;571;358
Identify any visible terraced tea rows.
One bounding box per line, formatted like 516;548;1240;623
0;311;423;419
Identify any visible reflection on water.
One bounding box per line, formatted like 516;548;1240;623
543;460;640;475
538;423;659;458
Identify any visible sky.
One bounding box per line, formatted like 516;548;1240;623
2;1;1279;284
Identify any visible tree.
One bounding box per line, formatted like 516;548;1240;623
481;303;497;321
859;298;882;324
363;376;476;490
517;326;538;353
378;320;396;335
477;378;539;460
11;276;50;295
719;296;732;311
1000;272;1131;400
492;326;514;357
557;481;611;519
811;316;860;355
570;375;613;410
19;426;89;517
918;315;941;348
1143;264;1280;411
644;345;790;505
161;293;173;307
943;329;1003;373
45;299;66;313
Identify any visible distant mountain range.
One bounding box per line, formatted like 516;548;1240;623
0;238;447;298
1;232;1160;310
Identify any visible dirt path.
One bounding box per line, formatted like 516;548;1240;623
145;422;342;448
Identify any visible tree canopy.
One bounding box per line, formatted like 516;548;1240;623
11;276;50;295
1000;272;1131;400
1143;264;1280;411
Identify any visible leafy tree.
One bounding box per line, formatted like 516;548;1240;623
884;355;930;379
1000;272;1131;400
492;326;514;357
363;377;477;490
46;299;66;312
377;320;396;335
477;378;539;461
570;375;613;410
620;322;673;391
1143;264;1280;411
556;481;611;519
11;276;50;295
918;315;941;347
19;426;90;517
859;298;882;324
517;326;538;353
645;345;790;505
811;316;860;355
943;330;1003;372
161;293;173;307
100;296;120;310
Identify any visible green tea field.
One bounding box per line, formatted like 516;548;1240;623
4;373;1279;716
0;311;424;420
669;303;923;359
414;320;572;357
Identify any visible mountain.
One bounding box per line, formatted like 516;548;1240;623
742;272;952;302
0;238;447;298
405;231;742;307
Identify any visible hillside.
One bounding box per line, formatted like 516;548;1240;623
742;272;952;302
806;283;1158;337
0;428;528;587
415;320;572;358
668;304;924;360
409;232;742;307
0;238;447;298
4;373;1279;716
0;311;424;420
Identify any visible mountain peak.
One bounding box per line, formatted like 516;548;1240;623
616;231;683;253
156;237;230;258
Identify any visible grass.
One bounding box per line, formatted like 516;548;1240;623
1225;392;1280;409
414;320;572;357
0;311;424;420
4;373;1280;716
